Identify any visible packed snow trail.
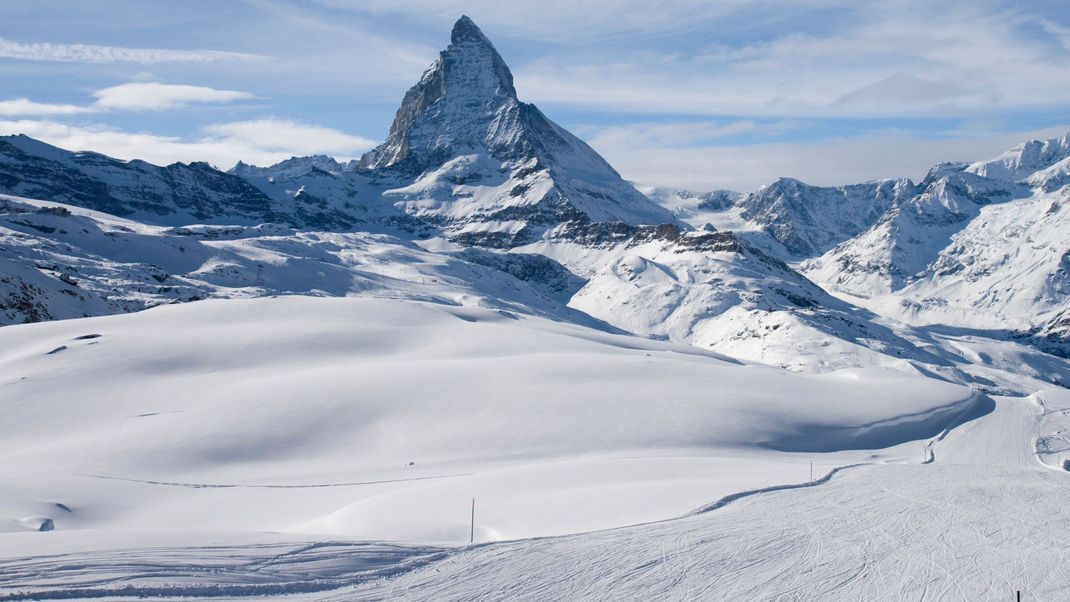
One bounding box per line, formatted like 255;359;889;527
0;540;445;600
2;395;1067;600
341;395;1068;600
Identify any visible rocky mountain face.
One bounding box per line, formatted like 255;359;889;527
1034;305;1070;358
0;135;364;230
798;136;1068;334
354;15;678;245
804;166;1028;295
736;177;917;257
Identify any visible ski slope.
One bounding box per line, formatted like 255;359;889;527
1;392;1065;599
345;397;1066;601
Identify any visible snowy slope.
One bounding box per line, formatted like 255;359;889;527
4;385;1067;600
0;295;975;545
967;132;1070;182
7;188;1064;394
0;254;114;324
341;396;1070;601
0;193;596;328
511;225;1070;393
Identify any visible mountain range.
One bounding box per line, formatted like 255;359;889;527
1;16;1068;396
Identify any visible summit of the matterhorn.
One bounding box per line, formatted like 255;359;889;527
357;16;678;245
359;15;520;171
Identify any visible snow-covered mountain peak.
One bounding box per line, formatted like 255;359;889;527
735;175;916;257
357;16;519;172
231;155;346;180
352;15;677;239
967;132;1070;183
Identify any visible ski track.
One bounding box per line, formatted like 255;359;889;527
82;473;475;490
2;395;1068;600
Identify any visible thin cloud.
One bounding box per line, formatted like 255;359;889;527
0;98;93;116
312;0;832;42
201;119;377;157
0;36;263;64
588;125;1070;192
92;83;256;111
509;3;1070;118
0;83;258;116
577;119;798;149
0;118;376;169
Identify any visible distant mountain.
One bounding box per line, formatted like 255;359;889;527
0;134;363;230
966;132;1070;182
804;166;1027;295
640;186;741;229
803;135;1069;333
735;177;917;257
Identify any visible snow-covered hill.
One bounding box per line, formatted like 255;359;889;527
0;193;602;329
0;295;975;542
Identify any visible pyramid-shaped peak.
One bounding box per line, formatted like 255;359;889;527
358;14;518;170
451;15;487;44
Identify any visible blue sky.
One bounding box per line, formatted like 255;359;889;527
1;0;1069;191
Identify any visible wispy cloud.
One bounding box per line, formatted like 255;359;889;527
0;36;262;64
576;119;798;149
91;83;256;111
587;125;1070;192
1040;18;1070;52
200;119;376;157
313;0;831;42
507;2;1070;118
0;118;376;168
0;83;257;116
0;98;93;116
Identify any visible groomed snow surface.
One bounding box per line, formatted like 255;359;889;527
0;296;1062;599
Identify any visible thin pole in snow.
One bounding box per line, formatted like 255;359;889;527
470;498;475;544
810;461;813;482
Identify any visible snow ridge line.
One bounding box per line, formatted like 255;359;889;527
687;463;870;516
688;394;991;515
923;393;993;465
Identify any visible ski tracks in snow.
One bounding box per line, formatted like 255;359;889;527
2;395;1069;600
